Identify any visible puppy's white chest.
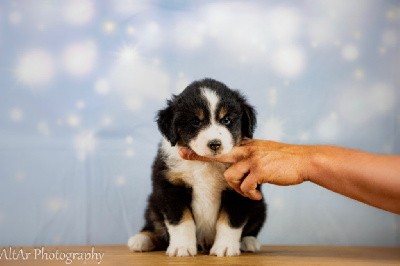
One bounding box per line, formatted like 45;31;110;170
187;162;228;247
161;140;230;247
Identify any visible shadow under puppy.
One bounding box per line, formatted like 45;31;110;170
128;78;266;257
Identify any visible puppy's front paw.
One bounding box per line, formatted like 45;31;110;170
127;233;155;252
166;244;197;257
210;242;241;257
240;236;261;252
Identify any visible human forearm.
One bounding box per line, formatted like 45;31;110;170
179;140;400;214
307;146;400;214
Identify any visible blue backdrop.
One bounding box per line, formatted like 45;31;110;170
0;0;399;246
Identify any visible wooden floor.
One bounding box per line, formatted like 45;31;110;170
1;245;399;265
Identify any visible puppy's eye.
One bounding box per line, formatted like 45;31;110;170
220;116;231;126
191;118;202;127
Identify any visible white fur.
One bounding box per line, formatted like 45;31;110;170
188;87;234;156
127;233;155;252
240;236;261;252
201;87;219;118
162;139;229;249
189;124;233;156
165;218;197;257
210;221;243;257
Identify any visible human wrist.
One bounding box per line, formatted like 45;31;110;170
301;145;326;183
306;145;341;186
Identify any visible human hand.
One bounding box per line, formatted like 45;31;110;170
179;139;311;200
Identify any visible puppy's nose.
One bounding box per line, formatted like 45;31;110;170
208;139;222;151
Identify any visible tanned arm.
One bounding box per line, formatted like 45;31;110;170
179;140;400;214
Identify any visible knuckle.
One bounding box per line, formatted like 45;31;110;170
223;171;233;181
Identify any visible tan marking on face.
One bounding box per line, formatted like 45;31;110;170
218;106;228;120
195;108;205;121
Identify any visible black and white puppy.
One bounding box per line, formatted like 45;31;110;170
128;78;266;257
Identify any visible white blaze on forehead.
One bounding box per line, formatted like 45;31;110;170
201;88;220;120
189;87;234;156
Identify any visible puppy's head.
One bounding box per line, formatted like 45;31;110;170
157;78;256;156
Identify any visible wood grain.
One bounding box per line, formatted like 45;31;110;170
0;245;399;265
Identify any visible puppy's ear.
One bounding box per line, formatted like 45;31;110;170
241;102;257;139
157;101;178;146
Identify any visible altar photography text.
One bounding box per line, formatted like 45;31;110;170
1;246;105;264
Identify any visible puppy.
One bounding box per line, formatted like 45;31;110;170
128;78;266;257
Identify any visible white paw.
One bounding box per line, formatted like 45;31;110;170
210;242;241;257
165;217;197;257
240;236;261;252
166;244;197;257
127;233;155;252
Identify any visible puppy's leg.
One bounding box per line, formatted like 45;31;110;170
211;189;266;256
210;211;243;257
240;190;266;253
165;209;197;257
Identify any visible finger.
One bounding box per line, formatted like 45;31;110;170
179;148;215;162
225;175;243;196
224;160;251;194
228;180;247;197
240;139;255;145
240;172;260;193
240;173;263;200
179;147;248;164
213;147;248;163
244;189;263;201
